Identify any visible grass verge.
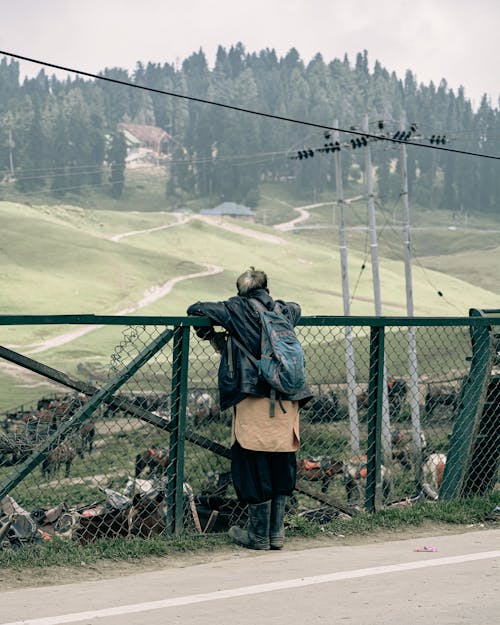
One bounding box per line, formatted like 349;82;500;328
289;493;499;538
0;494;497;570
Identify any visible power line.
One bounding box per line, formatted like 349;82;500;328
4;166;106;183
1;177;116;197
1;50;499;162
2;148;293;184
1;153;285;194
374;196;465;314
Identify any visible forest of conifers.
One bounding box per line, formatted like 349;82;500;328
0;45;498;212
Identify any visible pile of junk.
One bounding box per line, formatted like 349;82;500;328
0;471;249;550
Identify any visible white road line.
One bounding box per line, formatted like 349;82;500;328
2;550;498;625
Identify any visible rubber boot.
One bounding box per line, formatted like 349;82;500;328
270;495;287;550
228;500;271;550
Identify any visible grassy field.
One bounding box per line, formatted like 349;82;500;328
1;180;499;411
3;199;497;325
0;179;498;567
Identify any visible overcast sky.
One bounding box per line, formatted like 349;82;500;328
1;0;498;109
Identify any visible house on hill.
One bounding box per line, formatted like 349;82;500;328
118;123;174;165
200;202;255;220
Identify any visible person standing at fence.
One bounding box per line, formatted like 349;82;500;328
187;267;312;550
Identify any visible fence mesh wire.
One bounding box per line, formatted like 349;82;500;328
1;319;498;548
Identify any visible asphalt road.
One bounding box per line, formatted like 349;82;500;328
1;529;499;625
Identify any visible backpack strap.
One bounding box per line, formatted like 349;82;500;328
249;298;287;416
248;297;277;316
227;299;286;417
227;332;259;368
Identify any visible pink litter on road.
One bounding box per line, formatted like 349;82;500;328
415;546;438;552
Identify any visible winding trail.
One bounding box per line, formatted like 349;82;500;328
273;196;364;232
110;212;287;245
9;200;315;356
109;213;189;242
24;263;222;355
196;215;286;244
274;202;332;231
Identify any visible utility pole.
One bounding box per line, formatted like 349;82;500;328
363;114;391;461
334;121;360;455
399;116;423;482
364;115;382;316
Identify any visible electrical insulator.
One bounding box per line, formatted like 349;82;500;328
378;120;384;129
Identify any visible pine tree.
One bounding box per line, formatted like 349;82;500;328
108;130;127;198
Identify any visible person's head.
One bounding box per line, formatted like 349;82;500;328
236;266;268;296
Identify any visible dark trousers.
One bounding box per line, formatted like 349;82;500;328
231;440;297;504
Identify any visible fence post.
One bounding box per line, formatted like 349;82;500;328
365;325;385;512
440;323;494;499
165;325;190;534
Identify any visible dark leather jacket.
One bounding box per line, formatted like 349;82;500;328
187;288;312;411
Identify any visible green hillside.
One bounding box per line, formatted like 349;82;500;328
0;198;499;410
2;198;499;320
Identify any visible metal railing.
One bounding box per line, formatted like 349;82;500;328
0;311;498;545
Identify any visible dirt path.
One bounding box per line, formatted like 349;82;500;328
109;213;189;242
195;214;286;244
274;202;334;231
8;199;336;358
273;196;364;232
24;263;222;355
19;211;293;356
110;212;287;245
0;361;64;391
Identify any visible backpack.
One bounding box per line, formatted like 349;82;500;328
229;298;306;414
250;298;306;395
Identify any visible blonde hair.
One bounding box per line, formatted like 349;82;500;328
236;266;268;295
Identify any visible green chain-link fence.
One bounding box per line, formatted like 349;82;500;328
1;311;499;547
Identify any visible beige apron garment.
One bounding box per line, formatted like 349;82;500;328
231;396;300;452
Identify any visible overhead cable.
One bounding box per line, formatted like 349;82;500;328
1;50;499;162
